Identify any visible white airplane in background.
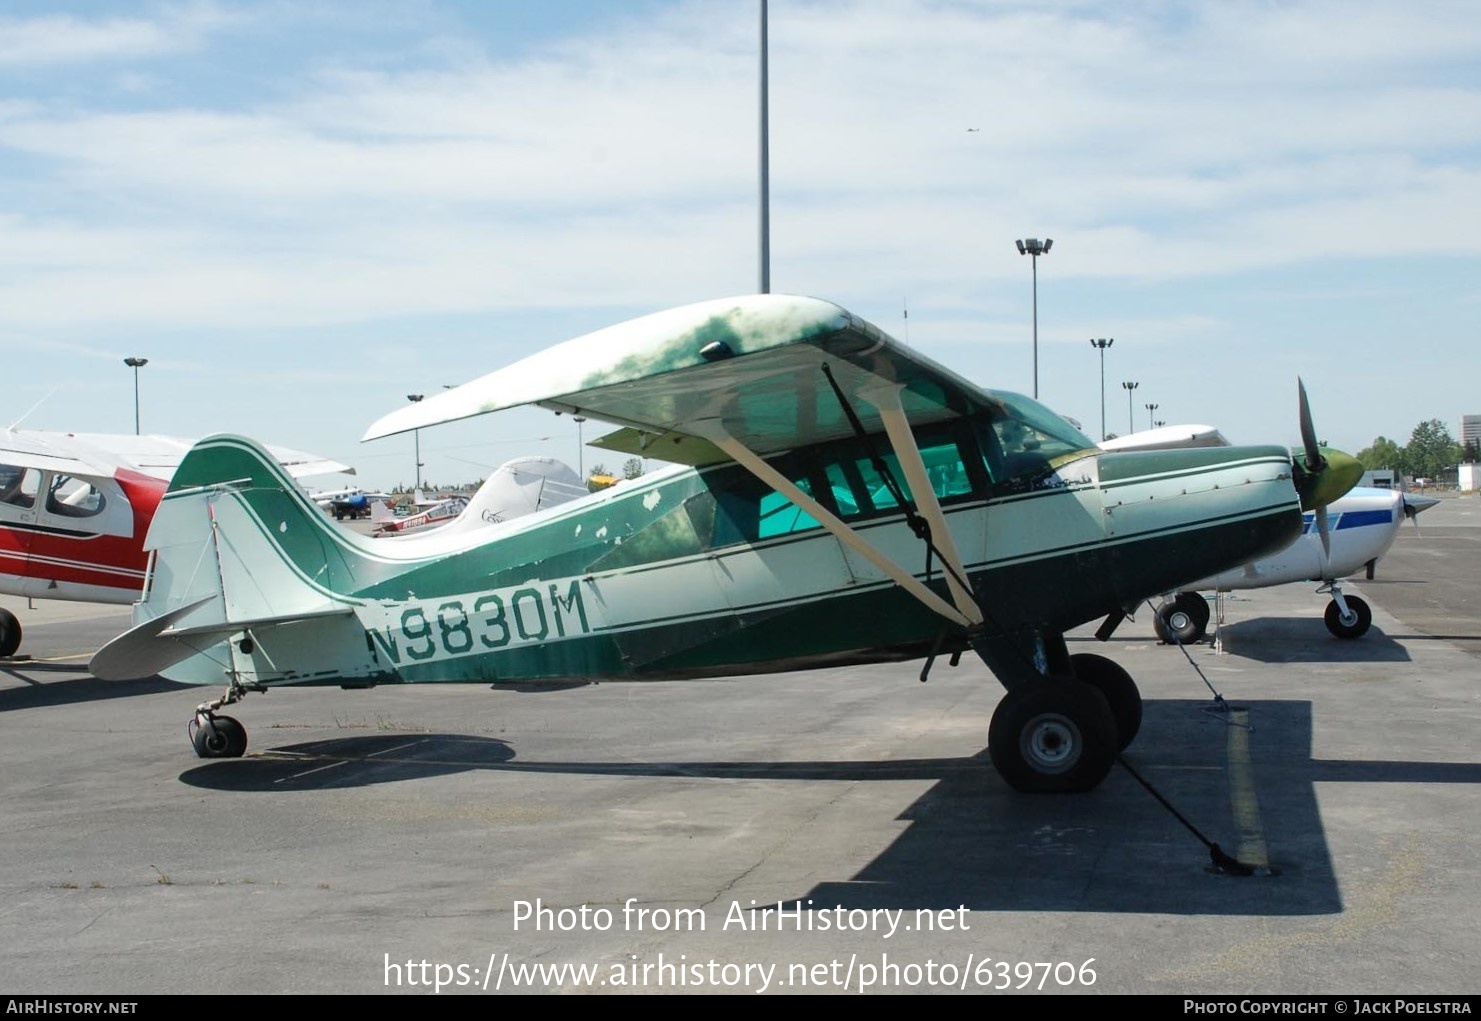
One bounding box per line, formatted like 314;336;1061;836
371;457;587;538
1099;426;1437;644
0;427;351;658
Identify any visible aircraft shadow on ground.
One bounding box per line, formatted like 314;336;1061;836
0;669;191;709
1193;622;1411;664
178;699;1481;917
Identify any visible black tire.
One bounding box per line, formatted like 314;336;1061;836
1069;652;1142;751
0;608;20;658
192;716;248;758
1179;591;1211;632
988;681;1117;794
1324;595;1372;639
1153;592;1208;644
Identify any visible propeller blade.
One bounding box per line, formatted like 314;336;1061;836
1316;505;1330;560
1298;378;1325;473
1291;379;1361;510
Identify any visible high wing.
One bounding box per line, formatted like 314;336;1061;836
362;294;995;463
0;428;354;481
365;294;1000;628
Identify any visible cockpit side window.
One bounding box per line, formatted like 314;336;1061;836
702;421;987;550
0;464;39;510
44;475;107;518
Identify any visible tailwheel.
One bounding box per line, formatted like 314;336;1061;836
1069;653;1142;751
1324;594;1372;639
1152;591;1209;645
190;713;248;758
0;607;20;658
988;680;1117;794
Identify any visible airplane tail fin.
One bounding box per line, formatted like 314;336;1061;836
90;435;391;685
446;456;587;534
370;497;396;526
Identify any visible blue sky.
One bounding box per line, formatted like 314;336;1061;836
2;0;1478;491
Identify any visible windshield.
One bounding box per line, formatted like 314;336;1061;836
977;391;1097;485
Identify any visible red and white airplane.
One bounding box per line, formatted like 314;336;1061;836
0;428;351;658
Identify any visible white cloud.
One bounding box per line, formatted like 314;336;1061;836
0;3;239;67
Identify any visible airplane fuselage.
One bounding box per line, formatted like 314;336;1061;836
0;465;165;603
1191;487;1405;592
143;425;1303;689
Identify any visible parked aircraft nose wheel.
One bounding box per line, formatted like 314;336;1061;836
1153;592;1210;644
988;681;1116;793
1324;595;1372;639
189;714;248;758
0;608;21;658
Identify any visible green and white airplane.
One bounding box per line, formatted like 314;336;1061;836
90;294;1361;794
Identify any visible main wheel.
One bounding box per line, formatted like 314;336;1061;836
988;681;1117;794
0;608;20;658
1153;591;1208;644
191;715;248;758
1069;653;1142;751
1324;595;1372;639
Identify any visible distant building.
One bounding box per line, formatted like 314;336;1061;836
1360;469;1396;489
1461;415;1481;448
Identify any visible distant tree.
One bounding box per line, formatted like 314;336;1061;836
622;457;644;480
1356;436;1406;475
1464;440;1480;464
1405;419;1461;481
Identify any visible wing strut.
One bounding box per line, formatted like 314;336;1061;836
689;419;975;629
857;381;983;625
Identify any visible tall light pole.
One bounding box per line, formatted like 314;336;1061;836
1089;338;1113;440
1145;402;1159;430
1015;237;1052;399
573;414;587;478
406;394;424;491
758;0;770;294
1121;380;1139;435
123;357;148;435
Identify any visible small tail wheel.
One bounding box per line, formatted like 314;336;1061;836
190;715;248;758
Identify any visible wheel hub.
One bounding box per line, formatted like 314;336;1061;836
1021;713;1081;774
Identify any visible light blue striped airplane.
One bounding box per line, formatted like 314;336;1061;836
1101;429;1436;643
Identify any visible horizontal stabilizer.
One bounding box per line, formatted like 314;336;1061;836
91;599;360;681
89;597;217;680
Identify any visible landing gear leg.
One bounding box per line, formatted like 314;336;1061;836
187;678;264;758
